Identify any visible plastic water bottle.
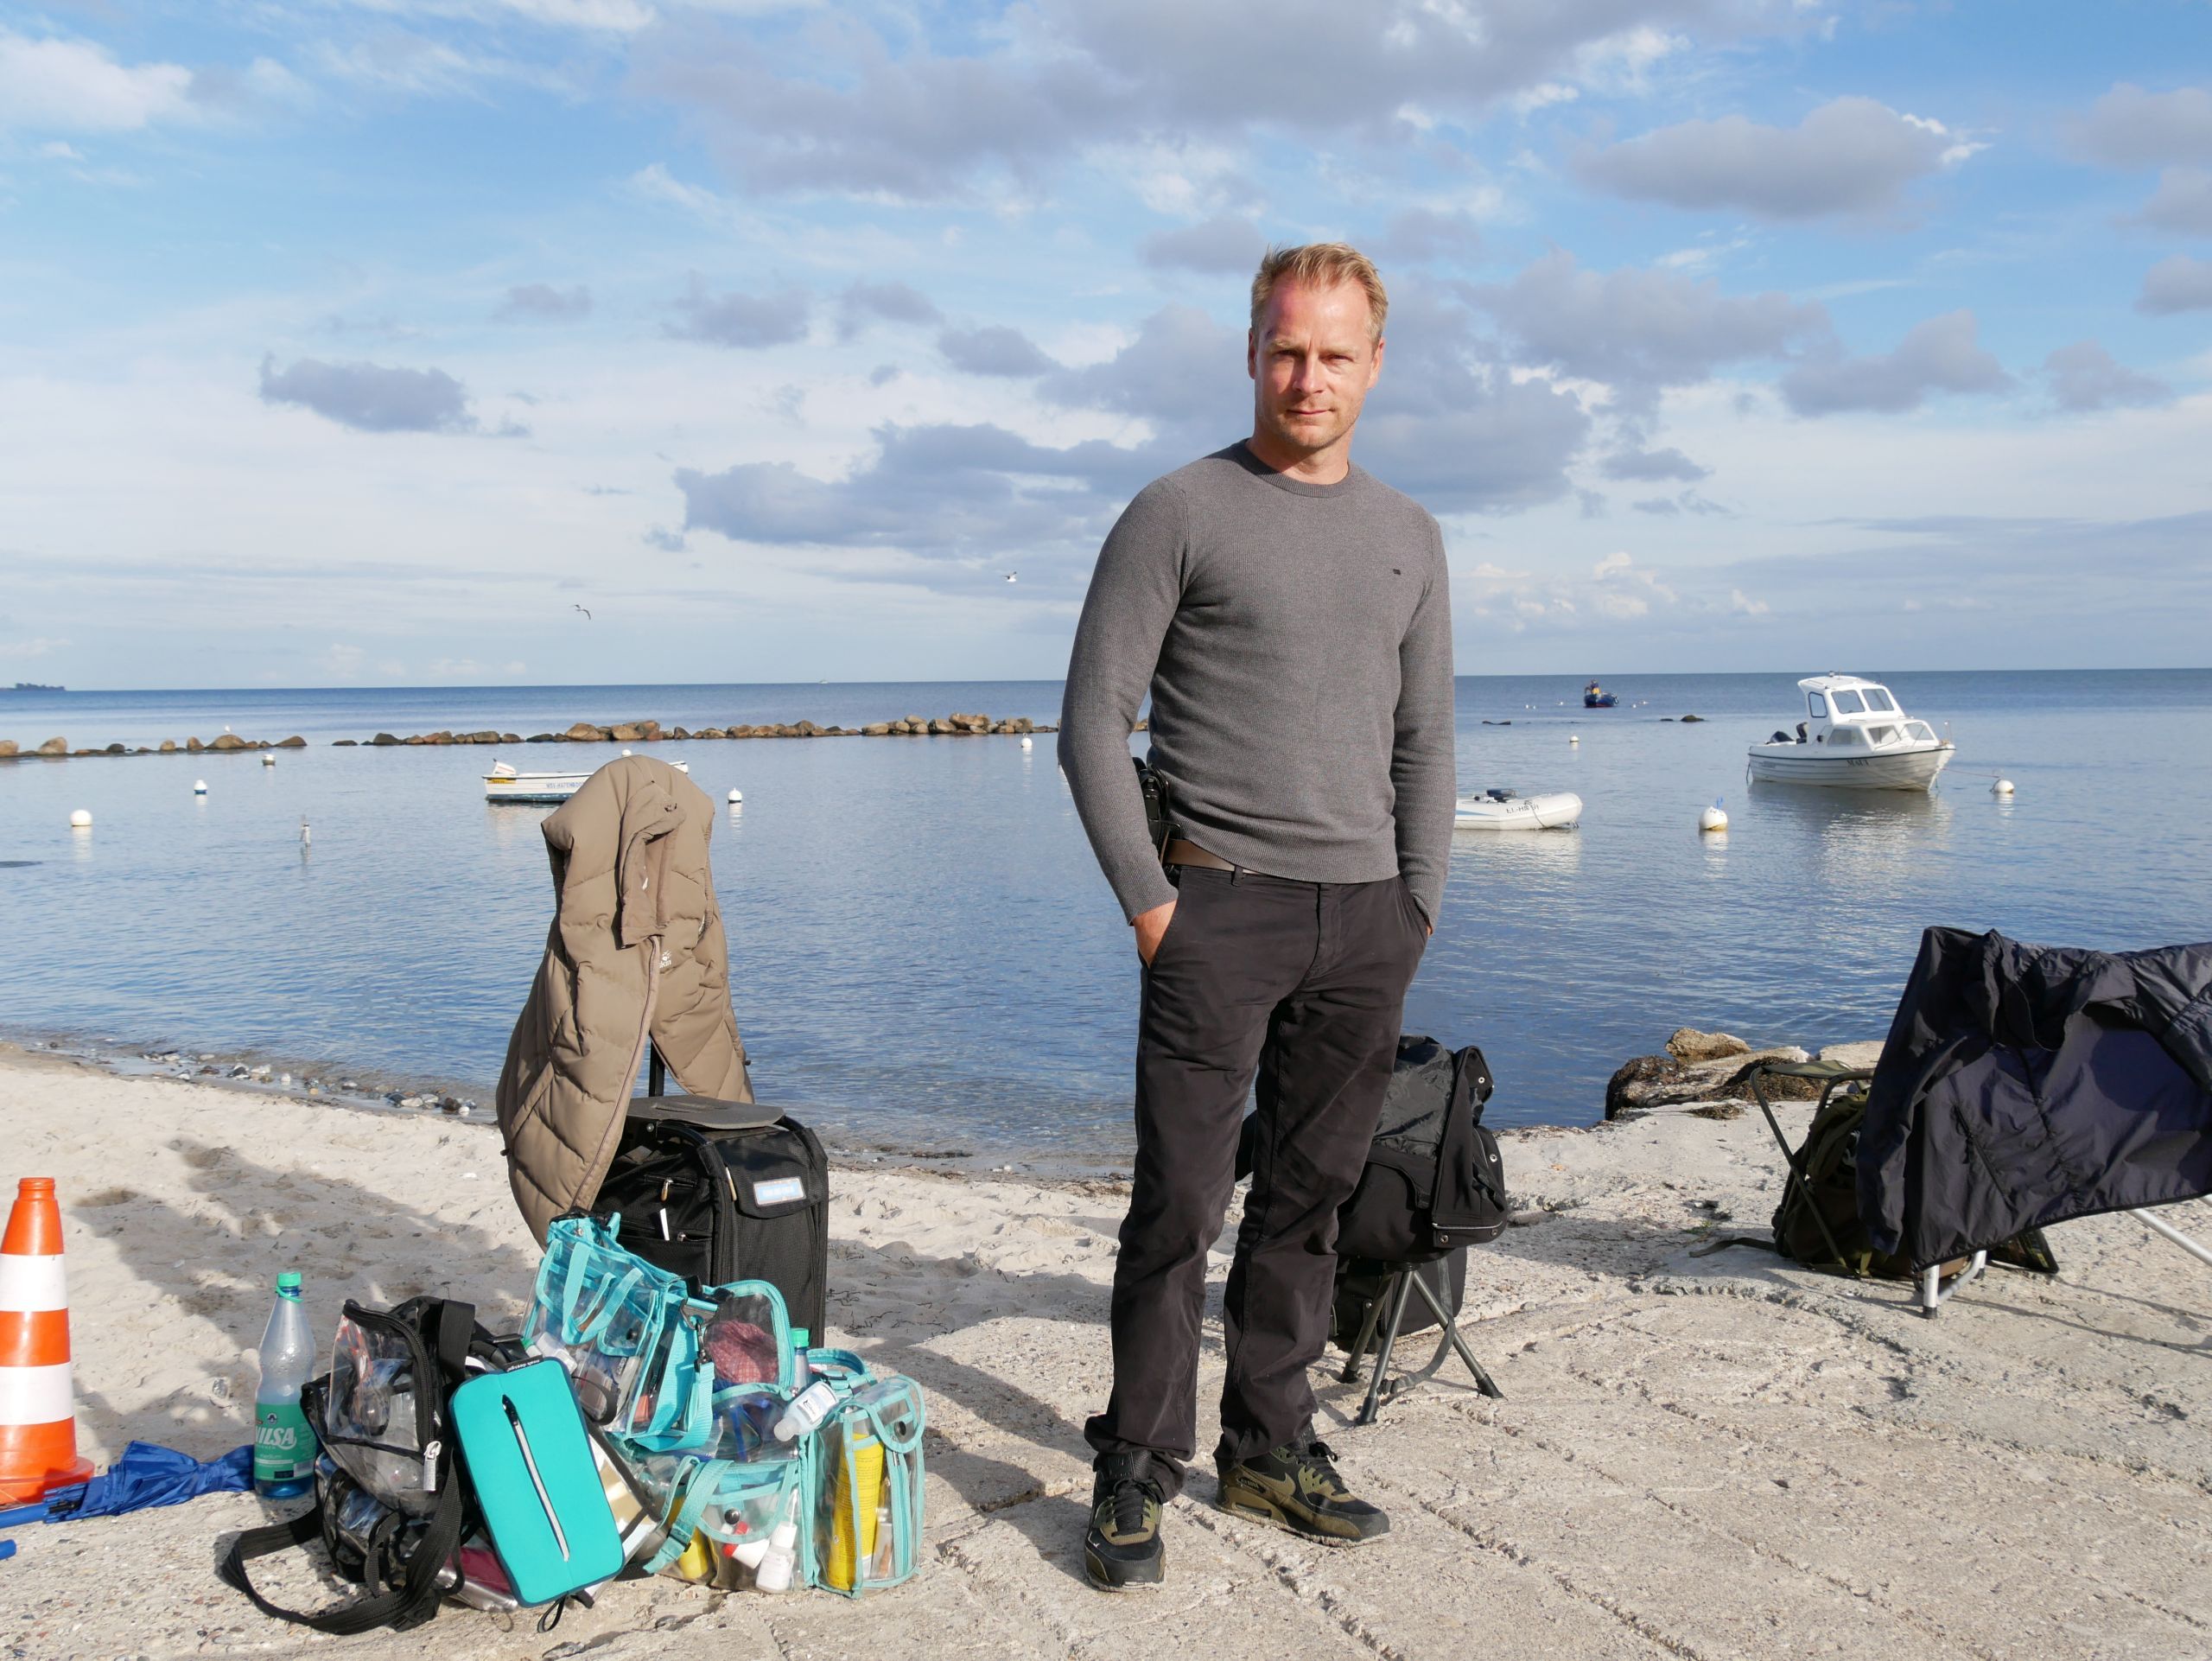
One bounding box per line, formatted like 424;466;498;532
253;1271;320;1499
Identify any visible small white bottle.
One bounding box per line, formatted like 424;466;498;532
772;1380;837;1442
753;1492;802;1593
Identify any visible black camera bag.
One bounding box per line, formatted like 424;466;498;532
593;1092;830;1340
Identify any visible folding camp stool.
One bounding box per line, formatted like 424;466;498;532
1338;1259;1503;1427
1745;1059;1988;1319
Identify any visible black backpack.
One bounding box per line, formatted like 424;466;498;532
219;1297;509;1635
1334;1035;1509;1265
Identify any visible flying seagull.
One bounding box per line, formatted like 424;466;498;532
573;604;592;620
1002;572;1018;582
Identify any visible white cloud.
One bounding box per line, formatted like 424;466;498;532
424;656;528;678
1780;310;2012;416
0;29;193;134
258;355;482;433
2041;340;2171;413
318;643;366;678
2139;253;2212;315
2067;83;2212;169
1576;97;1972;221
0;635;70;659
2139;167;2212;234
1729;589;1769;615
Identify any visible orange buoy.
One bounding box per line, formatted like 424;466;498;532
0;1177;94;1502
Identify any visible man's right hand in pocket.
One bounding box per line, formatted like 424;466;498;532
1133;900;1177;966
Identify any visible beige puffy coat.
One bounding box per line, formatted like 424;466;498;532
497;754;752;1241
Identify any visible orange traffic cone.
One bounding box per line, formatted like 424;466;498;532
0;1177;93;1503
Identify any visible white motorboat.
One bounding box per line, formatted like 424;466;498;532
1454;788;1583;830
485;757;690;805
1746;675;1953;792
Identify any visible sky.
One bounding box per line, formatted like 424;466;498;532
3;2;2209;689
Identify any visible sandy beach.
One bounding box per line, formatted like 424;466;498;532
4;1041;2209;1660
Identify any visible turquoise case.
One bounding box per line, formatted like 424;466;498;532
451;1361;626;1605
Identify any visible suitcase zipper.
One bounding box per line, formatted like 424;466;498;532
662;1123;741;1285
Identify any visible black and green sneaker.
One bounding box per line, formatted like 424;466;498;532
1084;1453;1166;1590
1217;1439;1389;1544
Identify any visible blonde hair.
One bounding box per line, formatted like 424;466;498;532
1249;243;1388;341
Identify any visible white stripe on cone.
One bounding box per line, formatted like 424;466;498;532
0;1361;75;1426
0;1254;69;1313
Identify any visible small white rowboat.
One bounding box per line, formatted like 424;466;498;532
1454;789;1583;830
485;757;690;805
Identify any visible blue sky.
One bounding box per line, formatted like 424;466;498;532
3;2;2208;688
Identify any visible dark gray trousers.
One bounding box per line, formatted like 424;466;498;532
1084;866;1427;1493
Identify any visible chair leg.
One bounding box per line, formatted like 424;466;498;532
1405;1271;1503;1399
1353;1272;1415;1428
2130;1207;2212;1269
1340;1283;1391;1385
1918;1251;1988;1318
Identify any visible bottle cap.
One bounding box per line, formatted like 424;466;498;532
277;1271;302;1293
791;1329;809;1349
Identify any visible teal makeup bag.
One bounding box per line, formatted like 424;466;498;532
451;1360;627;1606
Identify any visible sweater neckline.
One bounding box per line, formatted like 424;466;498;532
1224;441;1365;499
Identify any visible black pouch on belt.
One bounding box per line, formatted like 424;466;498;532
1132;757;1173;860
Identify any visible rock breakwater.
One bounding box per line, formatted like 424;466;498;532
0;733;308;760
346;710;1056;745
2;712;1062;759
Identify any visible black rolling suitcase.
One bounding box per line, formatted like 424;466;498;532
591;1050;830;1340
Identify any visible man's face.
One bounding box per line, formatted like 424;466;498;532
1247;278;1384;462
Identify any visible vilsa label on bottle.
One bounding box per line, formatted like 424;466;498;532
255;1400;318;1481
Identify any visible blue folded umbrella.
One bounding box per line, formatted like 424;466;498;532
0;1441;252;1531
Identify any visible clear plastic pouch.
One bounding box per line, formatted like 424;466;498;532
639;1447;805;1588
525;1215;704;1450
808;1377;925;1597
322;1309;438;1516
528;1218;802;1458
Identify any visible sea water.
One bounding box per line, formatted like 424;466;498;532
2;671;2207;1157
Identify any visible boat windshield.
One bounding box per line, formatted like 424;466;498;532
1863;687;1897;711
1808;691;1828;718
1830;689;1866;714
1906;721;1935;741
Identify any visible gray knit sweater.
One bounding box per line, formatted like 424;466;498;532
1059;442;1456;925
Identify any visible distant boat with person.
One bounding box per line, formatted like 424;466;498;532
1582;680;1618;708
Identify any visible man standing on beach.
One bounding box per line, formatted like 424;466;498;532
1058;243;1455;1588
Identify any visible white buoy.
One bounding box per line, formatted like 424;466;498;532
727;788;742;805
301;818;311;848
1992;777;2015;797
1020;735;1033;751
261;753;276;767
194;779;208;795
69;809;92;830
1699;798;1728;833
1568;732;1580;746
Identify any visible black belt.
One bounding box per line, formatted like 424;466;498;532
1163;837;1271;877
